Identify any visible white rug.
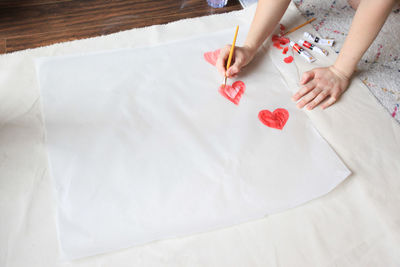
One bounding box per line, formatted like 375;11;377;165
294;0;400;122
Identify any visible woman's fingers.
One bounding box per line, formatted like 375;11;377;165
306;90;330;110
294;66;350;109
215;45;255;78
226;55;244;77
292;81;316;102
216;45;231;76
320;93;339;109
296;87;322;109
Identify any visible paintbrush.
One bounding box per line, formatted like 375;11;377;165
282;17;316;36
224;25;239;87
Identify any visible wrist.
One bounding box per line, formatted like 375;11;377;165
331;64;353;80
243;43;258;57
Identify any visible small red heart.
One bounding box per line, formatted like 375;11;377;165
204;49;221;66
219;81;245;105
258;108;289;130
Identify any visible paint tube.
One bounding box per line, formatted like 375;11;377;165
298;39;328;56
289;41;316;63
304;32;334;46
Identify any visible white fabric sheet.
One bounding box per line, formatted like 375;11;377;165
36;28;349;259
1;2;399;266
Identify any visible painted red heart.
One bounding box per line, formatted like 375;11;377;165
219;81;245;105
204;49;221;66
258;108;289;130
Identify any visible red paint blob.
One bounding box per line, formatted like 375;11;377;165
279;24;286;32
219;81;245;105
204;49;221;66
272;35;290;50
272;35;290;45
283;56;293;63
282;47;289;54
258;108;289;130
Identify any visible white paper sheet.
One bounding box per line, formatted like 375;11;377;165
35;28;351;260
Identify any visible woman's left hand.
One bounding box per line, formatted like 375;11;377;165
292;66;351;110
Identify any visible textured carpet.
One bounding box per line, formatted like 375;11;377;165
293;0;400;123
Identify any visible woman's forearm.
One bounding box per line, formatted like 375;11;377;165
334;0;395;77
244;0;291;53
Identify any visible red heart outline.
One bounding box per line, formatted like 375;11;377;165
219;81;245;105
258;108;289;130
204;49;221;66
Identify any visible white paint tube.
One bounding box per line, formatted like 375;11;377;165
289;41;316;63
304;32;334;46
298;39;328;56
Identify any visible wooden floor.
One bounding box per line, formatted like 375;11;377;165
0;0;242;54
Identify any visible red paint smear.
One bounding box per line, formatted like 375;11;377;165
272;35;290;50
272;35;290;45
282;47;289;54
283;56;293;63
279;24;286;32
258;108;289;130
219;81;245;105
273;42;284;49
204;49;221;66
392;105;398;117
